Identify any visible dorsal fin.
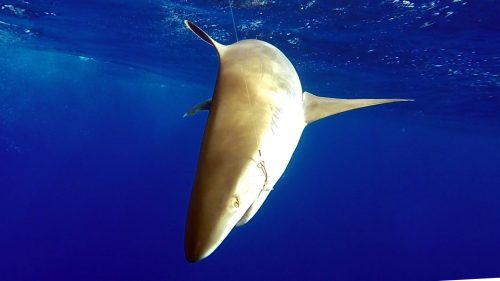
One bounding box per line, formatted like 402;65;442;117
184;20;226;56
303;91;413;124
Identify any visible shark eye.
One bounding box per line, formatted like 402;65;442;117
232;197;240;208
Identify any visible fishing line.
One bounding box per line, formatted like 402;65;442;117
244;75;268;189
228;0;239;41
243;75;260;154
229;1;268;190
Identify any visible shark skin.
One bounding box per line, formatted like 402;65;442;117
183;20;411;262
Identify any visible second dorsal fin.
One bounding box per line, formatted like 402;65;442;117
184;20;226;56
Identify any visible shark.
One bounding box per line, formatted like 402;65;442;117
183;20;411;262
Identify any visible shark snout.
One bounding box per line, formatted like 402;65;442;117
184;214;237;262
184;197;245;262
185;238;212;263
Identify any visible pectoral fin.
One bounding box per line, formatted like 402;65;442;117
303;91;413;124
184;99;212;117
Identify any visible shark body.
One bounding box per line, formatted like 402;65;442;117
183;20;411;262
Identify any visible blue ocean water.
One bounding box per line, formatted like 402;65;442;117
1;0;499;280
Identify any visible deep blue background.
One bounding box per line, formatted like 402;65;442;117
1;1;499;280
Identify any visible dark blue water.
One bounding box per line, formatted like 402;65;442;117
1;1;499;280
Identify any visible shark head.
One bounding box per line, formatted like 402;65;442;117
184;193;241;262
185;152;267;262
